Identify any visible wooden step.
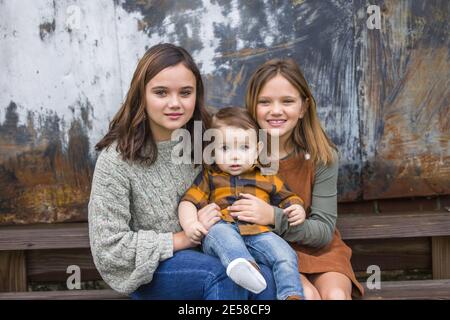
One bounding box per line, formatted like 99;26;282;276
1;211;449;251
22;237;432;283
0;280;449;300
361;279;450;300
0;289;127;300
0;223;89;250
337;211;450;240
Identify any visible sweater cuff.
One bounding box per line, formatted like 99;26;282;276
273;206;285;233
273;206;307;242
158;232;174;261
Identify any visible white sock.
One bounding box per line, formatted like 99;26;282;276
226;258;267;294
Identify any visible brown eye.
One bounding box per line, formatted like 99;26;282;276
154;90;167;97
180;90;192;97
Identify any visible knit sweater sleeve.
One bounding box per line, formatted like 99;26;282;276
272;150;339;248
88;147;174;295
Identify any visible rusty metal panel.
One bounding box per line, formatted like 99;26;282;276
355;0;450;199
0;1;122;224
0;0;448;224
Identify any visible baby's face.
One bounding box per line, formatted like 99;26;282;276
214;126;260;176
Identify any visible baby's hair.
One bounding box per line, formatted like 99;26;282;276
211;107;259;132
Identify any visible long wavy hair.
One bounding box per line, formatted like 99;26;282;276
95;43;210;164
245;58;337;165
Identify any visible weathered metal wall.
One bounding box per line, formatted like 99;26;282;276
356;0;449;200
0;0;448;224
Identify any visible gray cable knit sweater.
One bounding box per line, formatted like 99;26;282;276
88;140;201;295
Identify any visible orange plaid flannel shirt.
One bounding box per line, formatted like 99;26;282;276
181;166;304;235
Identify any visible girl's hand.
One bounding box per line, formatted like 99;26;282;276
173;231;200;251
228;193;275;226
197;203;221;230
283;204;306;226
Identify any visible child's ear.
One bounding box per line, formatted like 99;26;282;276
299;98;309;119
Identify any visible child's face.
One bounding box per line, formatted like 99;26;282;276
214;126;262;176
145;63;196;141
255;74;306;143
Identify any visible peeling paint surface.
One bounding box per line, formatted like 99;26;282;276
356;0;449;199
0;0;448;224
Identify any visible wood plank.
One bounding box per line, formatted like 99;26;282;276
0;289;128;300
337;211;450;240
26;249;100;282
0;211;449;251
432;236;450;279
360;280;450;300
0;223;89;250
0;280;448;300
0;251;27;291
347;237;431;272
24;239;431;283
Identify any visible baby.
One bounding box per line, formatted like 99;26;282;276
178;107;305;300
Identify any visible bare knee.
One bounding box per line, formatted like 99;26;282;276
303;285;322;300
300;274;322;300
320;287;351;300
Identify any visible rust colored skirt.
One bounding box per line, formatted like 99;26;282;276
290;230;364;298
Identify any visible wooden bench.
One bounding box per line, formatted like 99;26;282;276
1;210;450;300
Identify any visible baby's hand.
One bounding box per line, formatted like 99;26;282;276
283;204;306;226
185;221;208;245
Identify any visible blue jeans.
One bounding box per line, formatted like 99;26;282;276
130;249;276;300
202;221;304;300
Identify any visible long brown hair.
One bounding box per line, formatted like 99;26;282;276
95;43;210;164
245;58;337;165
